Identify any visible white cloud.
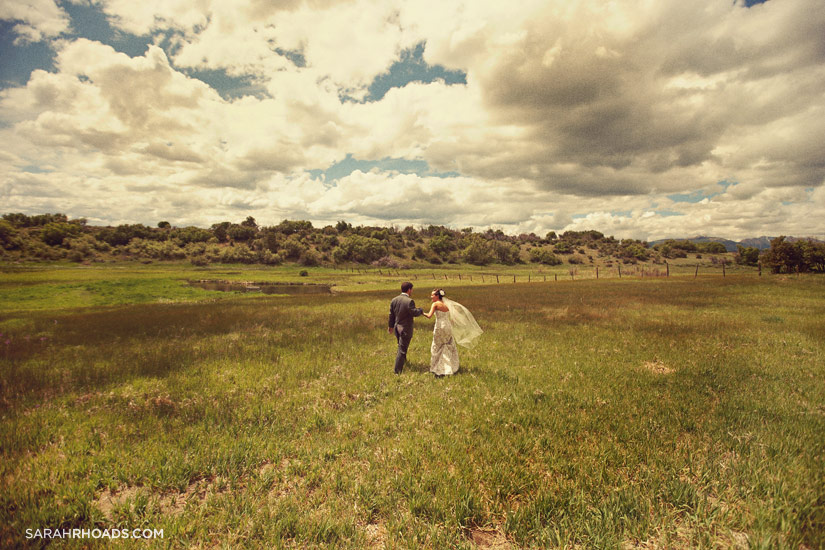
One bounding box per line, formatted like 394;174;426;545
0;0;69;43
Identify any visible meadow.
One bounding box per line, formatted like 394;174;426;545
1;263;824;549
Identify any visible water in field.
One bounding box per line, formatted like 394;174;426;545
189;280;332;295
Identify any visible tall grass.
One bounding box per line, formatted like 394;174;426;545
1;272;823;548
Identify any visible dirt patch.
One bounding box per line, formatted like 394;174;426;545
642;360;674;375
364;522;388;549
94;476;230;520
470;528;513;549
94;486;142;520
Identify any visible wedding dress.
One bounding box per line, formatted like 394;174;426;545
430;298;483;376
430;309;460;375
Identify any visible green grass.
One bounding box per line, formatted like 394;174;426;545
1;265;823;549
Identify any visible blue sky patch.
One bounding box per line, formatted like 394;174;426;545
0;21;55;88
668;180;736;203
61;1;153;58
341;42;467;103
309;154;460;183
182;68;268;99
667;190;716;203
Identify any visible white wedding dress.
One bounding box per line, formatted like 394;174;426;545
430;298;483;376
430;309;460;375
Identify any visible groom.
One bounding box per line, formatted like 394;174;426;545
388;282;424;374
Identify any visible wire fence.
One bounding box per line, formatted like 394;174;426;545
340;261;774;282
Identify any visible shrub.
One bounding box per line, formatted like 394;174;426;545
227;224;257;242
41;222;82;246
299;270;309;277
282;234;309;260
219;244;256;264
553;241;573;254
529;248;562;265
429;234;456;255
462;239;495;266
171;226;213;244
299;249;322;267
334;235;386;263
372;256;401;269
736;245;760;266
0;220;22;250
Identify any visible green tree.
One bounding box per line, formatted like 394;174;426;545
211;222;232;243
282;235;309;260
276;220;313;235
334;235;386;263
530;248;562;265
41;222;81;246
429;234;456;255
0;220;21;250
762;236;802;273
462;238;494;265
227;224;257;242
736;245;760;266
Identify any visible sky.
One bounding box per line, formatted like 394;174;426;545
0;0;823;240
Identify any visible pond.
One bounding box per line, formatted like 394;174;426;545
188;280;333;295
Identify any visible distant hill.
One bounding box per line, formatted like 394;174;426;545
738;237;773;250
650;235;824;252
650;236;740;252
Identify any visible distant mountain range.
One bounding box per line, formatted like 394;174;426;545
649;236;824;252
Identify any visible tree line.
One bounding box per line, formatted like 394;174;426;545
0;213;822;273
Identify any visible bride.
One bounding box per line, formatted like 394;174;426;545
422;289;483;377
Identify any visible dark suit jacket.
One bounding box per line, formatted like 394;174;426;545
389;293;423;334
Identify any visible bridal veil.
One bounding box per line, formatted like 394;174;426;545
442;297;483;349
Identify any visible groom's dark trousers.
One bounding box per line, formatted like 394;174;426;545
389;293;423;374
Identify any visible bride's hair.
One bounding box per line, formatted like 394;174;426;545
432;288;446;299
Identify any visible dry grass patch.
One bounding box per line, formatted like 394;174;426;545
642;359;674;375
363;522;388;549
470;527;514;549
94;476;231;520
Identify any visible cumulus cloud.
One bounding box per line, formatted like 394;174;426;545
0;0;823;239
0;0;69;43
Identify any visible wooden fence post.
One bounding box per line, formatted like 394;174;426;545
618;265;622;278
722;262;726;277
432;273;435;280
596;266;599;279
459;273;462;280
555;274;558;282
694;265;699;279
513;275;516;283
666;262;669;277
758;262;762;277
496;275;500;283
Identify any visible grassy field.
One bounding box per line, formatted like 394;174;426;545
1;264;823;548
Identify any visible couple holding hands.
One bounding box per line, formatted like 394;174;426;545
388;282;482;377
